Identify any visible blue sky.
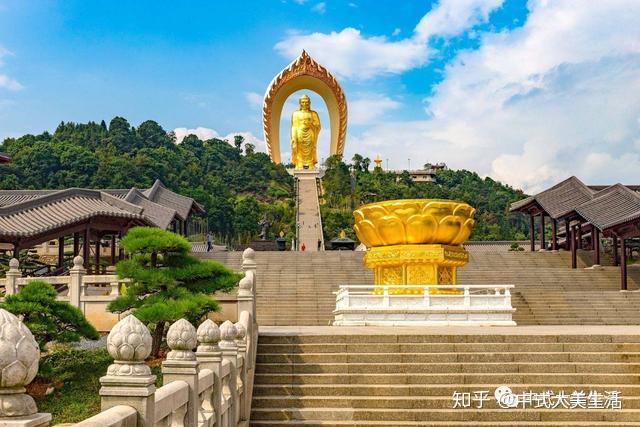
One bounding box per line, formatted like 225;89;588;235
1;0;639;192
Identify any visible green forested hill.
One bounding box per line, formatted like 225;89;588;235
0;118;295;246
0;118;529;245
320;155;530;242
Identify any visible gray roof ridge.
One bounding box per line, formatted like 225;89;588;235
0;188;105;215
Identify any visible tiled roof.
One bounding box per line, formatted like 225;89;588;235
123;188;178;229
0;180;204;227
510;176;595;218
576;184;640;231
142;179;205;220
0;189;147;238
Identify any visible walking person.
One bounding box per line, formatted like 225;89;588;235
206;231;213;252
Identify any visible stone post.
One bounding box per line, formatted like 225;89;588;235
196;319;221;427
241;248;257;327
234;321;248;422
69;255;85;309
4;258;21;296
162;319;200;427
100;315;156;427
219;320;238;425
0;309;51;427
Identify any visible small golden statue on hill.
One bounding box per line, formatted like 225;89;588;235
291;94;320;170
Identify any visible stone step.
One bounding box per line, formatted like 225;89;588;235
250;408;640;422
253;383;640;397
254;373;640;385
251;395;640;410
256;351;640;363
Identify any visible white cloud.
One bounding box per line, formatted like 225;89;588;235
311;2;326;14
275;0;503;79
0;46;22;91
173;127;219;142
351;0;640;192
275;29;428;79
244;92;263;110
349;94;401;125
392;28;401;36
173;127;265;151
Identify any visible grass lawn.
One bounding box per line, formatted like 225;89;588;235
33;348;163;425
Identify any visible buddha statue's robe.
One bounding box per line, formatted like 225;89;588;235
291;103;320;169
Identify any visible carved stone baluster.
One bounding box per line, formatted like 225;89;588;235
219;320;238;426
162;319;200;427
100;314;156;427
196;319;221;427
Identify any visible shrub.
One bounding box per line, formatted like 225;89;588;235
1;280;99;347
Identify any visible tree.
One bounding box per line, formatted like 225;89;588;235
233;134;244;151
1;280;99;348
107;227;240;357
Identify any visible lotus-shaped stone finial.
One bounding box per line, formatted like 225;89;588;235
106;315;152;376
219;320;237;349
234;322;247;341
353;199;475;247
0;309;40;416
196;319;220;353
166;319;197;360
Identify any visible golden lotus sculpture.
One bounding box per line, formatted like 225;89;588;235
353;199;476;294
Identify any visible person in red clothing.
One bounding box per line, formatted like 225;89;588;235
300;243;306;251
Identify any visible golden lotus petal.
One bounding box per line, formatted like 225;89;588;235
405;214;438;244
354;220;381;247
435;215;462;243
376;215;406;245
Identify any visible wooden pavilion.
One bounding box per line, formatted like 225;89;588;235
0;180;205;274
511;177;640;290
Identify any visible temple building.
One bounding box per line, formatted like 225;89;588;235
0;179;205;273
510;176;640;290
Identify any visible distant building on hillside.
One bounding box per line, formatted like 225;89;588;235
392;162;447;183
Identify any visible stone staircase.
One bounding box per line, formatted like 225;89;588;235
296;175;323;252
201;250;640;326
250;326;640;426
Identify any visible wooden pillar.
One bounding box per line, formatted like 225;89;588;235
58;236;65;268
73;232;80;256
571;225;577;269
111;235;117;266
620;237;628;291
83;228;90;270
118;232;125;261
529;214;535;252
540;214;546;251
13;243;20;259
577;223;583;249
593;228;600;265
565;221;571;250
551;219;558;251
183;218;188;236
95;238;101;274
613;235;619;266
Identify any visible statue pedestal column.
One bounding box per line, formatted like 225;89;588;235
365;244;469;295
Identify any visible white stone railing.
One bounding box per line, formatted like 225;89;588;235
0;247;259;427
333;284;516;326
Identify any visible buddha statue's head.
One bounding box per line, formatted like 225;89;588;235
299;94;311;110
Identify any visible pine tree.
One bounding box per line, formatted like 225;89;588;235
107;227;240;357
1;280;99;348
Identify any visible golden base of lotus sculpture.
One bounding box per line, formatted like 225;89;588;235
354;199;475;295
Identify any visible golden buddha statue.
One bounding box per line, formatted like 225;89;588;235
291;94;320;170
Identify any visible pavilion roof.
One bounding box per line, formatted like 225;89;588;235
123;188;178;229
510;176;595;219
575;184;640;232
142;179;205;220
0;188;148;239
0;180;203;227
